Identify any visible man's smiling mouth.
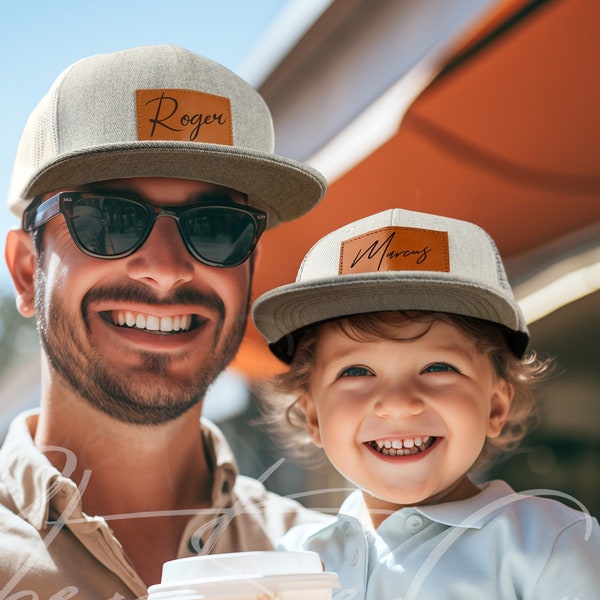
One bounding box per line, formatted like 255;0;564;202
368;436;435;456
104;310;202;333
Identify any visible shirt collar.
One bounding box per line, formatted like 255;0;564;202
0;410;240;529
338;480;517;530
199;417;238;506
414;480;517;528
0;410;59;530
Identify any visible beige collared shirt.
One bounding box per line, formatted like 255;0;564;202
0;410;329;600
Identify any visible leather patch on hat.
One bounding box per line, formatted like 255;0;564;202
136;89;233;144
340;226;449;274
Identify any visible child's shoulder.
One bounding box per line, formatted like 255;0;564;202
481;479;590;515
470;479;595;536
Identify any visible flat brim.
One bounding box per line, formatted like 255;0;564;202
12;141;327;227
252;272;530;361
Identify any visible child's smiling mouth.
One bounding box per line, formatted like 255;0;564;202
367;436;436;456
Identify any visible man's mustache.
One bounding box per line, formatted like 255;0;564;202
81;284;226;317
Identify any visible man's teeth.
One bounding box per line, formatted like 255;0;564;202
114;311;192;333
370;436;433;456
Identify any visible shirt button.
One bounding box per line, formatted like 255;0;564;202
405;514;424;533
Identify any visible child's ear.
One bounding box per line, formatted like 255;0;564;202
487;378;514;438
297;393;323;447
5;228;36;318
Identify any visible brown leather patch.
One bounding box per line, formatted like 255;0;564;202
340;226;449;274
136;89;233;144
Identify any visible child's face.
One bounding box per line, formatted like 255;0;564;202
299;318;513;525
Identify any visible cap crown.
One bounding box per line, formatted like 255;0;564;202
252;208;529;360
9;45;326;226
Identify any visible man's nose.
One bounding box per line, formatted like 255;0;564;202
123;215;196;291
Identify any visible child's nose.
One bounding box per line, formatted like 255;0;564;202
374;388;425;419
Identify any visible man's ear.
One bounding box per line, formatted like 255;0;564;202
297;393;323;447
5;228;36;318
487;378;514;438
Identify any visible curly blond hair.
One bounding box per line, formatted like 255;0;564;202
253;311;555;472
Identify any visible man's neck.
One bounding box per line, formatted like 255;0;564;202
35;391;212;511
33;386;214;586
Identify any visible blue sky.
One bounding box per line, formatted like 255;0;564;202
0;0;301;289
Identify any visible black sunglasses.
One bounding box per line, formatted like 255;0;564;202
23;191;268;268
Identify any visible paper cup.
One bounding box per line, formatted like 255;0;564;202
147;550;340;599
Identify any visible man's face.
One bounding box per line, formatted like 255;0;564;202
32;177;254;425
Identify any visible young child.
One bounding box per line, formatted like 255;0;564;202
251;208;600;599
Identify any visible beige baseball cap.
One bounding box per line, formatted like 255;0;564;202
252;208;529;361
8;44;326;227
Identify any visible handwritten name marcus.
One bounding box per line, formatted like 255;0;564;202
143;91;228;141
350;232;431;271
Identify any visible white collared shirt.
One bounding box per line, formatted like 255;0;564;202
279;480;600;599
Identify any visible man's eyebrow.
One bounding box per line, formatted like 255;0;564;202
188;189;244;204
74;184;139;197
76;185;248;204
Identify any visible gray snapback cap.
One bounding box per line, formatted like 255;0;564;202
8;44;326;227
252;208;529;361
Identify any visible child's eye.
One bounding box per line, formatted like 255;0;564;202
337;365;373;379
422;362;459;374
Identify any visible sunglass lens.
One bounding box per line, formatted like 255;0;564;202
183;207;257;266
71;197;148;256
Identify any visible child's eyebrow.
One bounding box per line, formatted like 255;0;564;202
431;344;477;363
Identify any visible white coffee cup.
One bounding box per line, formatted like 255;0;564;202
147;550;340;599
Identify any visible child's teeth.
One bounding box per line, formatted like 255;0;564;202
371;436;434;455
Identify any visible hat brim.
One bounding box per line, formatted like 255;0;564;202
252;272;530;361
12;141;327;227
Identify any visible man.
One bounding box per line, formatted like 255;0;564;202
0;45;329;597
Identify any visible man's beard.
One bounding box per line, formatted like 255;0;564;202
33;266;250;426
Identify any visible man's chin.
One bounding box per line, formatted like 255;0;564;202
84;384;203;426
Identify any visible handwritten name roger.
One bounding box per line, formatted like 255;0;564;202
143;91;228;141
